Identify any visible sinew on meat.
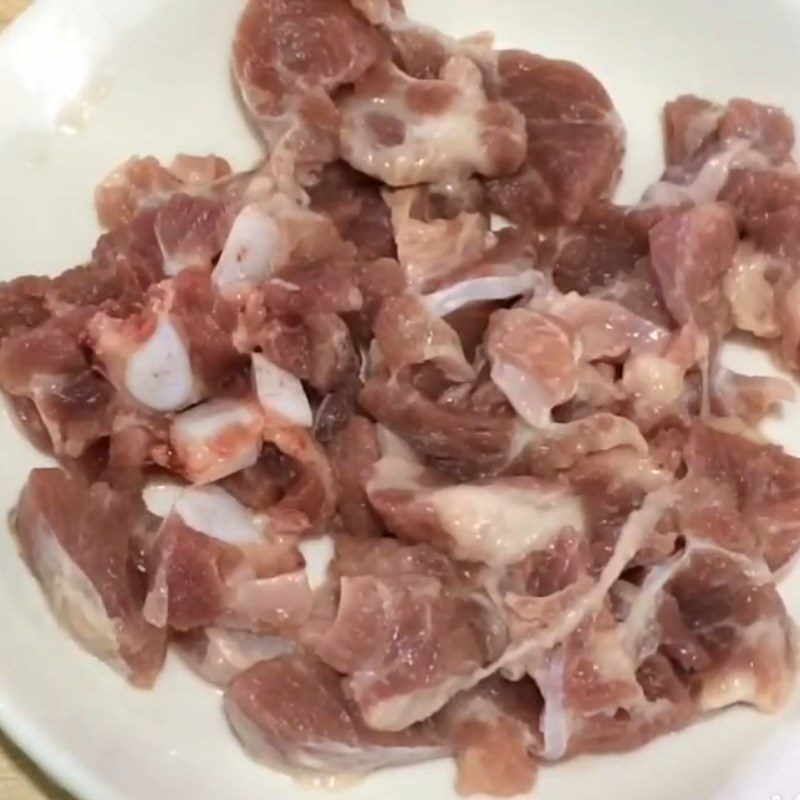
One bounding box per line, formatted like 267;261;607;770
4;0;800;796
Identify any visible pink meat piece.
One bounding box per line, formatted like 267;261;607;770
219;453;288;512
14;469;166;686
232;0;382;188
144;513;310;633
684;420;800;571
648;202;738;334
359;373;517;480
176;627;294;687
592;256;675;329
105;409;171;484
347;0;401;25
84;208;165;300
305;538;501;730
663;95;723;166
165;270;247;392
664;95;794;167
374;293;475;381
95;154;231;231
620;323;707;416
384;186;491;292
0;276;51;343
485;308;580;427
565;447;671;571
667;546;796;712
251;256;364;319
516;413;649;477
339;57;526;186
645;97;794;208
0;309;114;458
153;193;229;276
486;50;624;224
225;653;448;775
327;415;384;538
416;227;538;321
239;283;358;393
720;167;800;225
444;678;541;797
538;203;650;295
722;242;784;339
533;609;695;760
261;422;337;536
530;291;669;362
308;161;396;260
711;366;794;425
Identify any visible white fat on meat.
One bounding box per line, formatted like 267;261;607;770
213;204;289;298
226;699;445;777
340;57;525;187
642;138;770;207
125;315;196;411
422;271;540;317
358;674;471;733
251;353;313;427
383;187;491;292
484;486;677;679
89;307;199;413
533;648;569;761
375;424;420;463
697;617;792;713
486;308;581;428
428;482;585;568
182;628;294;687
143;481;262;545
297;535;336;590
229;570;314;628
171;398;264;484
490;361;560;429
723;244;781;339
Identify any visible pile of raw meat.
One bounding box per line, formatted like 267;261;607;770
5;0;800;794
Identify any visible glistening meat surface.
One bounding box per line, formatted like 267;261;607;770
3;1;800;797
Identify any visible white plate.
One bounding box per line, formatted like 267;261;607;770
1;1;800;799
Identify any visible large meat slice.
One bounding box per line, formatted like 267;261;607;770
304;536;503;730
486;51;624;223
14;469;166;686
339;57;526;186
232;0;382;189
225;653;448;775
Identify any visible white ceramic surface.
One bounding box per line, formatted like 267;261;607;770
1;1;800;799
